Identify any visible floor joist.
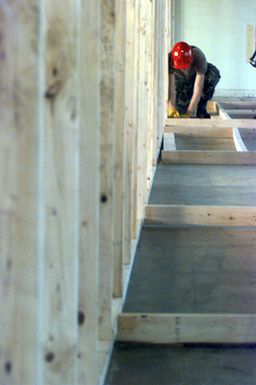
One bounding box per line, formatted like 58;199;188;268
165;126;233;138
117;313;256;344
144;205;256;226
165;118;256;129
219;101;256;110
162;150;256;164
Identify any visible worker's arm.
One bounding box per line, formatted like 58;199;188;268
168;73;176;108
187;73;205;115
167;73;180;117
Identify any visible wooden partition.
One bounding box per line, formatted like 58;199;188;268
0;1;172;384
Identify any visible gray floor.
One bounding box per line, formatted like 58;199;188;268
149;163;256;206
105;161;256;385
105;343;256;385
123;226;256;314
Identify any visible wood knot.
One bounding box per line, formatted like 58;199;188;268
45;80;62;99
45;352;55;363
78;310;86;326
4;361;12;374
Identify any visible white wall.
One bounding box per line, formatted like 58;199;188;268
174;0;256;96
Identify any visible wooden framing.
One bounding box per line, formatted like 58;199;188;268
164;133;176;151
0;3;39;384
145;205;256;226
162;150;256;164
117;313;256;344
165;118;256;128
124;99;256;349
0;1;173;384
79;2;100;384
233;128;248;151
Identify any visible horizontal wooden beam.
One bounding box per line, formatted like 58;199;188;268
165;125;233;138
117;313;256;344
165;118;256;129
145;205;256;226
219;101;256;110
162;150;256;164
226;109;256;116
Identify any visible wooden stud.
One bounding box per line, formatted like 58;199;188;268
113;0;126;298
145;205;256;227
123;0;136;264
43;1;80;383
162;150;256;164
78;1;101;384
117;313;256;344
98;0;115;342
131;0;140;240
0;3;39;384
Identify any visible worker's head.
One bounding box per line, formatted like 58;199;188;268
172;41;193;70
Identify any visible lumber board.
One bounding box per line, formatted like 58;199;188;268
145;205;256;227
165;118;256;128
117;313;256;344
113;0;126;298
136;1;149;227
215;101;231;119
0;3;39;384
43;1;79;383
219;101;256;110
162;150;256;164
165;125;233;138
233;128;248;152
130;0;140;240
174;135;236;151
98;0;115;341
164;133;176;150
123;0;136;263
225;109;256;116
79;1;101;383
206;100;218;114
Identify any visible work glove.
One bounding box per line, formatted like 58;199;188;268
180;112;192;119
167;107;180;118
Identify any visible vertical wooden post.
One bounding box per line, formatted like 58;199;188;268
42;1;80;383
131;0;140;239
124;0;136;262
78;1;101;384
98;0;115;341
0;2;39;384
113;0;126;298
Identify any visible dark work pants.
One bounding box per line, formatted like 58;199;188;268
175;63;221;114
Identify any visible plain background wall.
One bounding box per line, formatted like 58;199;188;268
174;0;256;96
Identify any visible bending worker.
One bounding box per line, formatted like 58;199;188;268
168;41;221;119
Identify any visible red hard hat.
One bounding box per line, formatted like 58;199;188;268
172;41;193;69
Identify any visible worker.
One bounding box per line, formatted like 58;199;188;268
167;41;221;119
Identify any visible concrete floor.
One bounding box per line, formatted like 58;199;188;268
123;226;256;314
149;163;256;206
105;343;256;385
105;159;256;385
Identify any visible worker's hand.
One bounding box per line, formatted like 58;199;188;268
167;107;180;118
180;112;192;119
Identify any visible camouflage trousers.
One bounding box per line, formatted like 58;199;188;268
175;63;221;114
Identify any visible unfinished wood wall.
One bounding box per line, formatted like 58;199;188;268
0;1;172;384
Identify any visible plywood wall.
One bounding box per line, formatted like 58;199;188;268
0;1;172;384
